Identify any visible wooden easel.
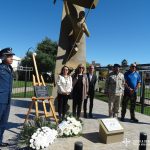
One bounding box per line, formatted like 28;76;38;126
24;53;58;124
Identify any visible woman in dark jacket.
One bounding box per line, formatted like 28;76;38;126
72;64;89;119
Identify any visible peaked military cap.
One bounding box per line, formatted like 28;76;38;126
0;47;15;57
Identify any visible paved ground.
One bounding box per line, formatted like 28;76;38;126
2;98;150;150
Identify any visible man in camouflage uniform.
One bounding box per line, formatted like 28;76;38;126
105;64;125;118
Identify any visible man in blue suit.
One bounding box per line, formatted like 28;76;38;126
0;47;14;148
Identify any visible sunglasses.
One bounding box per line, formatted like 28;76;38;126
79;67;84;69
131;66;136;68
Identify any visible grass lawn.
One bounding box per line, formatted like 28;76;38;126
94;92;108;102
95;92;150;116
12;86;53;98
13;80;32;88
137;88;150;99
145;88;150;99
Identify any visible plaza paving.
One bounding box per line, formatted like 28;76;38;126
2;98;150;150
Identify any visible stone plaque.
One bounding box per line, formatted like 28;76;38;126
101;118;123;132
99;118;124;144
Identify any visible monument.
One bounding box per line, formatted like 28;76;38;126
52;0;99;97
99;118;124;144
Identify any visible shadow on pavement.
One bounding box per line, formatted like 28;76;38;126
11;99;31;109
6;122;22;130
82;132;101;143
9;145;30;150
15;113;35;121
91;113;109;119
16;147;30;150
15;114;27;119
6;122;22;135
11;99;50;111
118;117;150;125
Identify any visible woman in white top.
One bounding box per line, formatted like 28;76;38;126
57;66;72;119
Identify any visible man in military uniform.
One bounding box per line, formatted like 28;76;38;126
0;48;14;148
120;63;141;122
105;64;125;118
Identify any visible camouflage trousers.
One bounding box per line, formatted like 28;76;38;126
121;93;137;119
108;94;123;117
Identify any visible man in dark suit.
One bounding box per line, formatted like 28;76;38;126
0;48;14;148
84;65;97;118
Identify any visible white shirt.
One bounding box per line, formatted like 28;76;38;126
57;75;72;94
89;74;93;81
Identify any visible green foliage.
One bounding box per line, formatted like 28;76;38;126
36;37;57;73
18;117;56;148
86;62;90;69
18;123;37;147
20;37;58;74
121;59;128;66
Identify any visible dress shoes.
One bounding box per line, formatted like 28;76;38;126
130;118;139;123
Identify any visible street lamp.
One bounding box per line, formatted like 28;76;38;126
24;47;34;98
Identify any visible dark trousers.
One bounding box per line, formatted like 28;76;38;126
73;98;82;118
0;104;10;144
121;93;137;119
57;94;69;118
84;93;94;115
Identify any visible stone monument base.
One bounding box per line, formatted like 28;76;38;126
99;118;124;144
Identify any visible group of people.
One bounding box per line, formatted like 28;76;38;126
56;64;97;120
0;47;97;148
57;62;141;123
0;47;142;148
105;63;141;122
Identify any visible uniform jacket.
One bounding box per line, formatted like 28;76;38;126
87;73;97;95
0;63;13;104
105;72;125;95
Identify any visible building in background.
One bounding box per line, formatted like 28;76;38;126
11;55;22;71
11;56;22;80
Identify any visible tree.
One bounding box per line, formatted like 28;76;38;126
35;37;57;73
121;59;128;66
86;62;90;69
107;64;113;71
21;37;58;74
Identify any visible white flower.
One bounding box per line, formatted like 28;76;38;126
57;117;82;137
30;139;34;143
29;127;58;150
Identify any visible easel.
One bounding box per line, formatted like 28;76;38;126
24;53;58;124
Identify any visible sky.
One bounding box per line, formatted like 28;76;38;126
0;0;150;66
